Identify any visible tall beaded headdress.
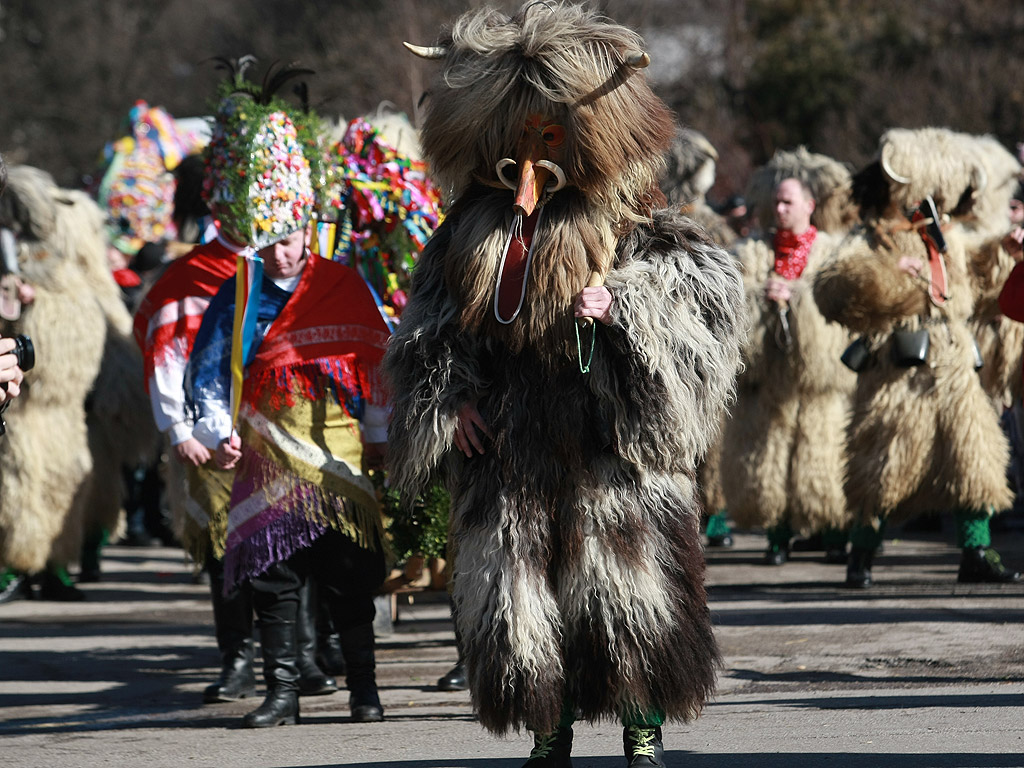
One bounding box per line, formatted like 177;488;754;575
202;57;323;249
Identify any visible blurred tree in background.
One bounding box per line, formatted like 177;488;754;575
0;0;1021;199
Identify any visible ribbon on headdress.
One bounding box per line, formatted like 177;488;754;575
230;251;264;426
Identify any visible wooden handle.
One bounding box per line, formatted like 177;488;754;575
579;270;605;326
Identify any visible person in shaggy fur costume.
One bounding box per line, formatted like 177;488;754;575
660;127;736;550
960;134;1024;409
814;126;1019;588
720;150;857;567
0;166;108;602
387;4;745;766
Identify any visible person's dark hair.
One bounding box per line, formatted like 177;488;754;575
131;241;167;274
173;154;211;244
0;154;7;196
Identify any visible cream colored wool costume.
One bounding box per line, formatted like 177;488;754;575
959;134;1024;408
720;148;856;536
746;146;859;239
0;167;107;573
813;128;1013;523
386;3;744;735
722;230;855;533
52;188;156;564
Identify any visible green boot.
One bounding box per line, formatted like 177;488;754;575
38;563;85;601
764;521;793;565
705;510;733;547
0;567;32;604
955;509;1020;583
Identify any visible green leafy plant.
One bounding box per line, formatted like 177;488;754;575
379;481;451;563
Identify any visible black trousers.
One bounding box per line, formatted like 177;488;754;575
249;529;386;632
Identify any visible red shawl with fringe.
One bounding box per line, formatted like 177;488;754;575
243;253;391;413
133;238;240;388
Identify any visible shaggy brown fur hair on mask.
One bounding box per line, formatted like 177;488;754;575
418;1;675;229
413;2;675;349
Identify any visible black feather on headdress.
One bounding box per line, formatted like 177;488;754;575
206;55;315;108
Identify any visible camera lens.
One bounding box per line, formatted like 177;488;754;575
12;334;33;372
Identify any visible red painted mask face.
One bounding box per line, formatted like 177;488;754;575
496;113;568;217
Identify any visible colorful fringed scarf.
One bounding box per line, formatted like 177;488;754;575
772;225;817;281
187;252;391;588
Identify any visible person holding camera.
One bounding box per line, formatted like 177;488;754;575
0;334;26;406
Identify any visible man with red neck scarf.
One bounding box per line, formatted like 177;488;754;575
721;176;856;569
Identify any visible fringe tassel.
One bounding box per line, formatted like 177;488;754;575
222;451;387;590
245;355;384;418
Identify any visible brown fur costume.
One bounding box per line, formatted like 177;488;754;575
813;128;1013;522
387;2;744;734
662;127;736;248
0;167;107;573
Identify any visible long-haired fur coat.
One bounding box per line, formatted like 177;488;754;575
386;3;744;735
0;167;107;573
958;134;1023;407
720;149;857;534
813;128;1013;522
722;230;855;533
50;188;156;563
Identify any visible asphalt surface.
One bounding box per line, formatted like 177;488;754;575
2;526;1024;768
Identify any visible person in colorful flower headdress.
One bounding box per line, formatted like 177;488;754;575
720;154;857;569
184;66;392;729
133;58;339;710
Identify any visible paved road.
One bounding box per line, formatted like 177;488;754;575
2;528;1024;768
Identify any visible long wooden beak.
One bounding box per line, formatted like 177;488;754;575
513;133;553;217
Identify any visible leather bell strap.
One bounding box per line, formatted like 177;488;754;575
911;209;947;307
494;208;542;324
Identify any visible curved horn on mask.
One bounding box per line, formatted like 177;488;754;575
535;160;567;192
403;42;449;60
880;143;911;185
495;158;518;190
625;51;650;69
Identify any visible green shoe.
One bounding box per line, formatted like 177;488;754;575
38;566;85;601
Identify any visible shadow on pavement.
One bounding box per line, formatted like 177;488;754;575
303;754;1024;768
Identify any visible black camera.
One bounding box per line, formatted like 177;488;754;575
0;333;34;435
9;333;34;373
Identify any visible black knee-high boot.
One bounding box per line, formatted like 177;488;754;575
203;558;256;704
243;611;301;727
437;601;467;692
339;622;383;722
297;579;337;695
315;598;346;676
